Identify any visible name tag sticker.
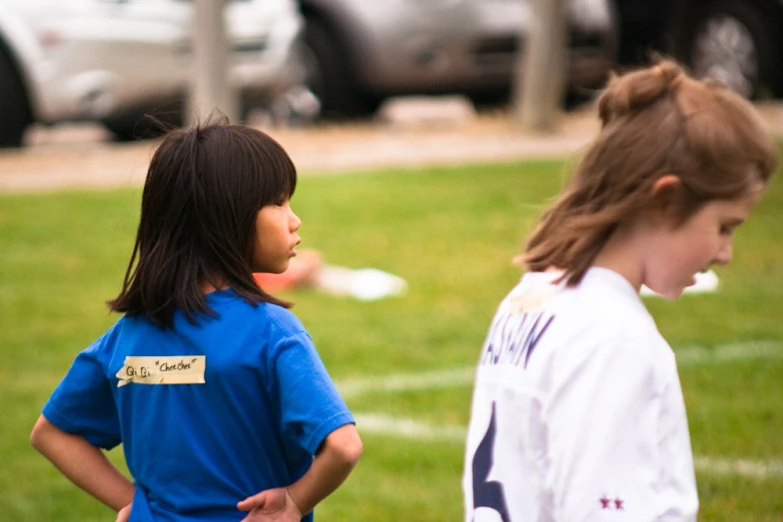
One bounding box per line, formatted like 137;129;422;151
116;356;206;387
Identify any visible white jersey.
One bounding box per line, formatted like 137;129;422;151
463;268;698;522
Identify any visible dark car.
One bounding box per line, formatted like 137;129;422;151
616;0;783;99
295;0;620;119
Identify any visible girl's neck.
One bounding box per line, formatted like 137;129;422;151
591;225;645;293
199;278;228;294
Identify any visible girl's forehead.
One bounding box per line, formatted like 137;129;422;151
702;189;764;217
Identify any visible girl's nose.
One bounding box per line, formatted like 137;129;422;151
290;210;302;232
714;241;733;266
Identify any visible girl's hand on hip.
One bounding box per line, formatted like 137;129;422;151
238;487;304;522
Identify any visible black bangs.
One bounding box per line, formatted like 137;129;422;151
226;125;298;209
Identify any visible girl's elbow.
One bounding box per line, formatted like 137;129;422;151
327;425;363;466
341;433;363;466
30;415;52;451
30;415;64;453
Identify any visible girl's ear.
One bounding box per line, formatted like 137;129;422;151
649;174;682;223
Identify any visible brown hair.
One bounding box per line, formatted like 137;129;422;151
108;122;297;328
523;59;779;285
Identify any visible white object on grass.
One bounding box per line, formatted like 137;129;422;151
315;266;408;301
640;269;720;297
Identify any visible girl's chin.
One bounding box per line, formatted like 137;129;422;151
252;263;289;275
650;284;685;301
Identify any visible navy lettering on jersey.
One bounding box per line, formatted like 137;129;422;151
472;402;510;522
523;313;554;368
480;310;555;368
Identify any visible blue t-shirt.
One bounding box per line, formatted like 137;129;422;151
42;289;354;522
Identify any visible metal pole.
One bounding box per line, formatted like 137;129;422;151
188;0;238;126
513;0;567;133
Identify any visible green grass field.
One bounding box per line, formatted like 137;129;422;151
1;159;782;521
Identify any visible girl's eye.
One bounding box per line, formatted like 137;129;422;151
719;217;745;236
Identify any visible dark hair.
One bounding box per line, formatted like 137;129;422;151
523;59;778;285
108;122;297;327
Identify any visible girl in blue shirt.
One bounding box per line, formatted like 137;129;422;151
31;123;362;522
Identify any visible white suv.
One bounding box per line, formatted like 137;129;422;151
0;0;304;146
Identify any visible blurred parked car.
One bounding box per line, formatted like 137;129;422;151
615;0;783;100
0;0;304;146
295;0;620;118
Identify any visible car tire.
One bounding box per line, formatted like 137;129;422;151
302;19;380;119
103;103;184;142
679;0;780;99
104;118;164;142
0;48;31;147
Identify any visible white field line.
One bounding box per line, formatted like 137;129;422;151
353;413;467;441
673;340;783;365
353;413;783;481
692;456;783;481
336;341;783;398
337;367;475;398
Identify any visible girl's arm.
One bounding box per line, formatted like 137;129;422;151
237;423;363;520
30;414;134;512
286;423;363;514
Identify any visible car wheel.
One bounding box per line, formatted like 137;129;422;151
681;0;779;99
103;118;166;142
103;104;184;142
0;48;32;147
302;19;379;119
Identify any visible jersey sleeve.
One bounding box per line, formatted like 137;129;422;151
273;332;354;455
42;335;121;450
545;338;677;521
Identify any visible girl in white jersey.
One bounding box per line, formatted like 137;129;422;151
463;59;778;522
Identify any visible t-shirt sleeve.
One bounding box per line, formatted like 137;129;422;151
274;332;354;455
545;338;675;521
42;336;121;450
